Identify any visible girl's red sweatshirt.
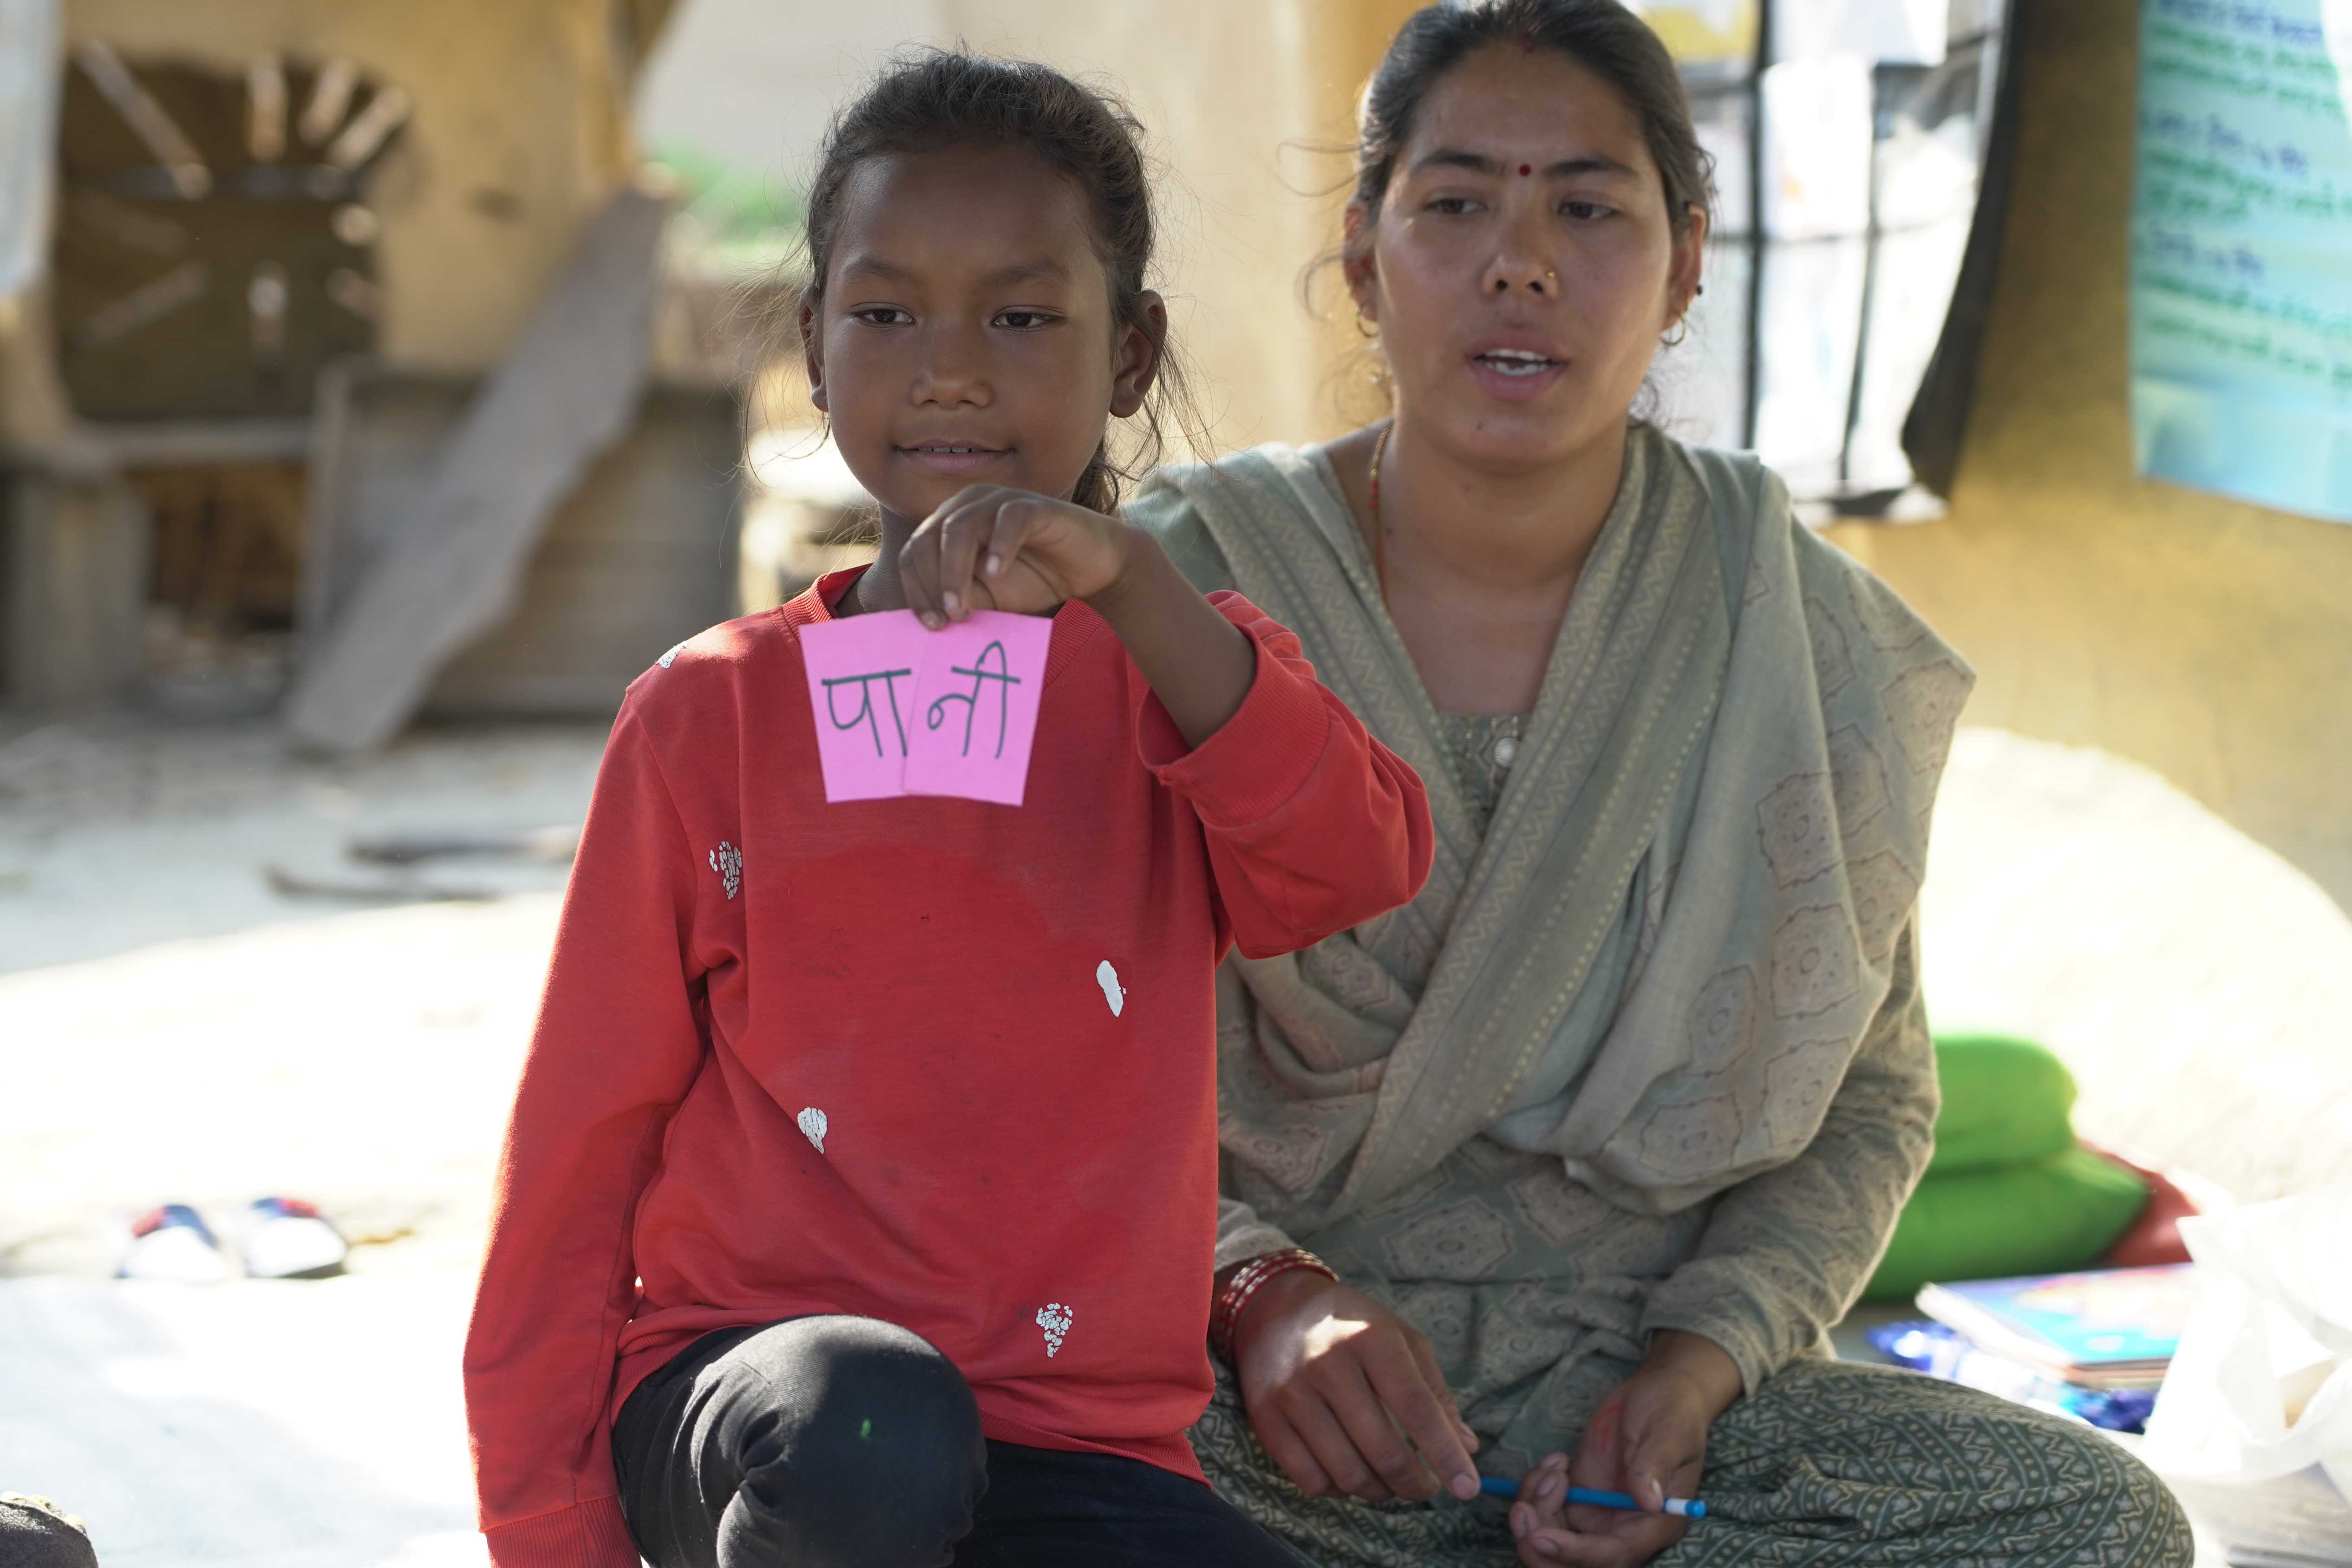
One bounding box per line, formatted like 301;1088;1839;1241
463;571;1433;1568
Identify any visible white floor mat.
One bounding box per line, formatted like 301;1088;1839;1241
0;1273;488;1568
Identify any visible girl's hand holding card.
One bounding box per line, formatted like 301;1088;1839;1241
896;481;1250;748
899;483;1136;627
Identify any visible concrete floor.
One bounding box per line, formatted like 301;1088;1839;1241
0;718;594;1568
0;1274;482;1568
0;717;596;974
3;718;2345;1566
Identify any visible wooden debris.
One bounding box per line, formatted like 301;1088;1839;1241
262;864;495;902
73;39;209;198
344;825;579;864
282;186;670;751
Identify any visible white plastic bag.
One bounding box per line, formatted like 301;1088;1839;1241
2142;1179;2352;1562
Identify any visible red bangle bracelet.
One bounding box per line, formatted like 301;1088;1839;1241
1210;1247;1338;1362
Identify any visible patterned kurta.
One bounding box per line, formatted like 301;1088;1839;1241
1130;426;2193;1568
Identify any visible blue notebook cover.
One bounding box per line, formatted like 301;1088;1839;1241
1919;1264;2199;1367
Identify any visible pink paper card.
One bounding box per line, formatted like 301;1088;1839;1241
800;608;1052;804
904;610;1053;806
799;614;922;801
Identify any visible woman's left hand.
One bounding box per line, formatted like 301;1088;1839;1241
1508;1329;1742;1568
899;483;1133;627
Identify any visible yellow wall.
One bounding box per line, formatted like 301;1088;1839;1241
81;0;2348;912
65;0;643;373
932;0;1419;454
1825;0;2352;911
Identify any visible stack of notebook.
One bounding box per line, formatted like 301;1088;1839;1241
1867;1262;2199;1431
1918;1264;2197;1387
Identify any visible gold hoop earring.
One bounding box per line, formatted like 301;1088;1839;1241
1355;310;1379;340
1661;316;1690;348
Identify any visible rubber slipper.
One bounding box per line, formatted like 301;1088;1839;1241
119;1203;228;1283
239;1196;348;1280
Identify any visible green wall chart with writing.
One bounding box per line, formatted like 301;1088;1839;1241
2130;0;2352;522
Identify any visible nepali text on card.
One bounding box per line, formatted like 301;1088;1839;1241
800;608;1052;805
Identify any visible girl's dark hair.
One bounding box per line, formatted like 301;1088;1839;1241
801;49;1196;514
1353;0;1713;239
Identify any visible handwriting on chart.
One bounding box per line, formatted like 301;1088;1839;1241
799;609;1052;805
2132;0;2352;382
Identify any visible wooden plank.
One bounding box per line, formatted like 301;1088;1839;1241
294;369;739;720
82;418;314;466
419;382;740;718
2;472;148;710
281;186;668;751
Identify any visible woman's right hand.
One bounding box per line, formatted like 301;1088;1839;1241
1228;1269;1483;1503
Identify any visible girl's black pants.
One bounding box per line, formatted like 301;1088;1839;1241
612;1315;1304;1568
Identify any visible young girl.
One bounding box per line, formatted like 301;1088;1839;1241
463;51;1433;1568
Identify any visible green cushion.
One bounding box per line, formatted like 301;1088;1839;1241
1927;1032;2080;1174
1863;1145;2149;1300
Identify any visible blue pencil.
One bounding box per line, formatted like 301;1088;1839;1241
1477;1477;1707;1518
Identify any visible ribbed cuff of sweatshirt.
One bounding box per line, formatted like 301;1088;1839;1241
484;1497;638;1568
1137;627;1331;828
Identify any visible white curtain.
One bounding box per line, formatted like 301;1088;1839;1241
0;0;61;301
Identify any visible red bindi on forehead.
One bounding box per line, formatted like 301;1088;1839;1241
1520;163;1532;176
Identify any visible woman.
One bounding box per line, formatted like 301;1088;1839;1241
1129;3;2194;1565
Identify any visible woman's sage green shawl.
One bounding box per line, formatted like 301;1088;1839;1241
1131;428;1971;1241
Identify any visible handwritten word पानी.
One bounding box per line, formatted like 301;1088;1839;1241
798;608;1054;806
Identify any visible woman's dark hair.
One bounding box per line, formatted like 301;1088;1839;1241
799;50;1196;514
1353;0;1714;239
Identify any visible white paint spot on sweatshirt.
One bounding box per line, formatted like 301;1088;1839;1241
797;1107;827;1154
1036;1302;1073;1357
710;841;741;899
1095;960;1126;1017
